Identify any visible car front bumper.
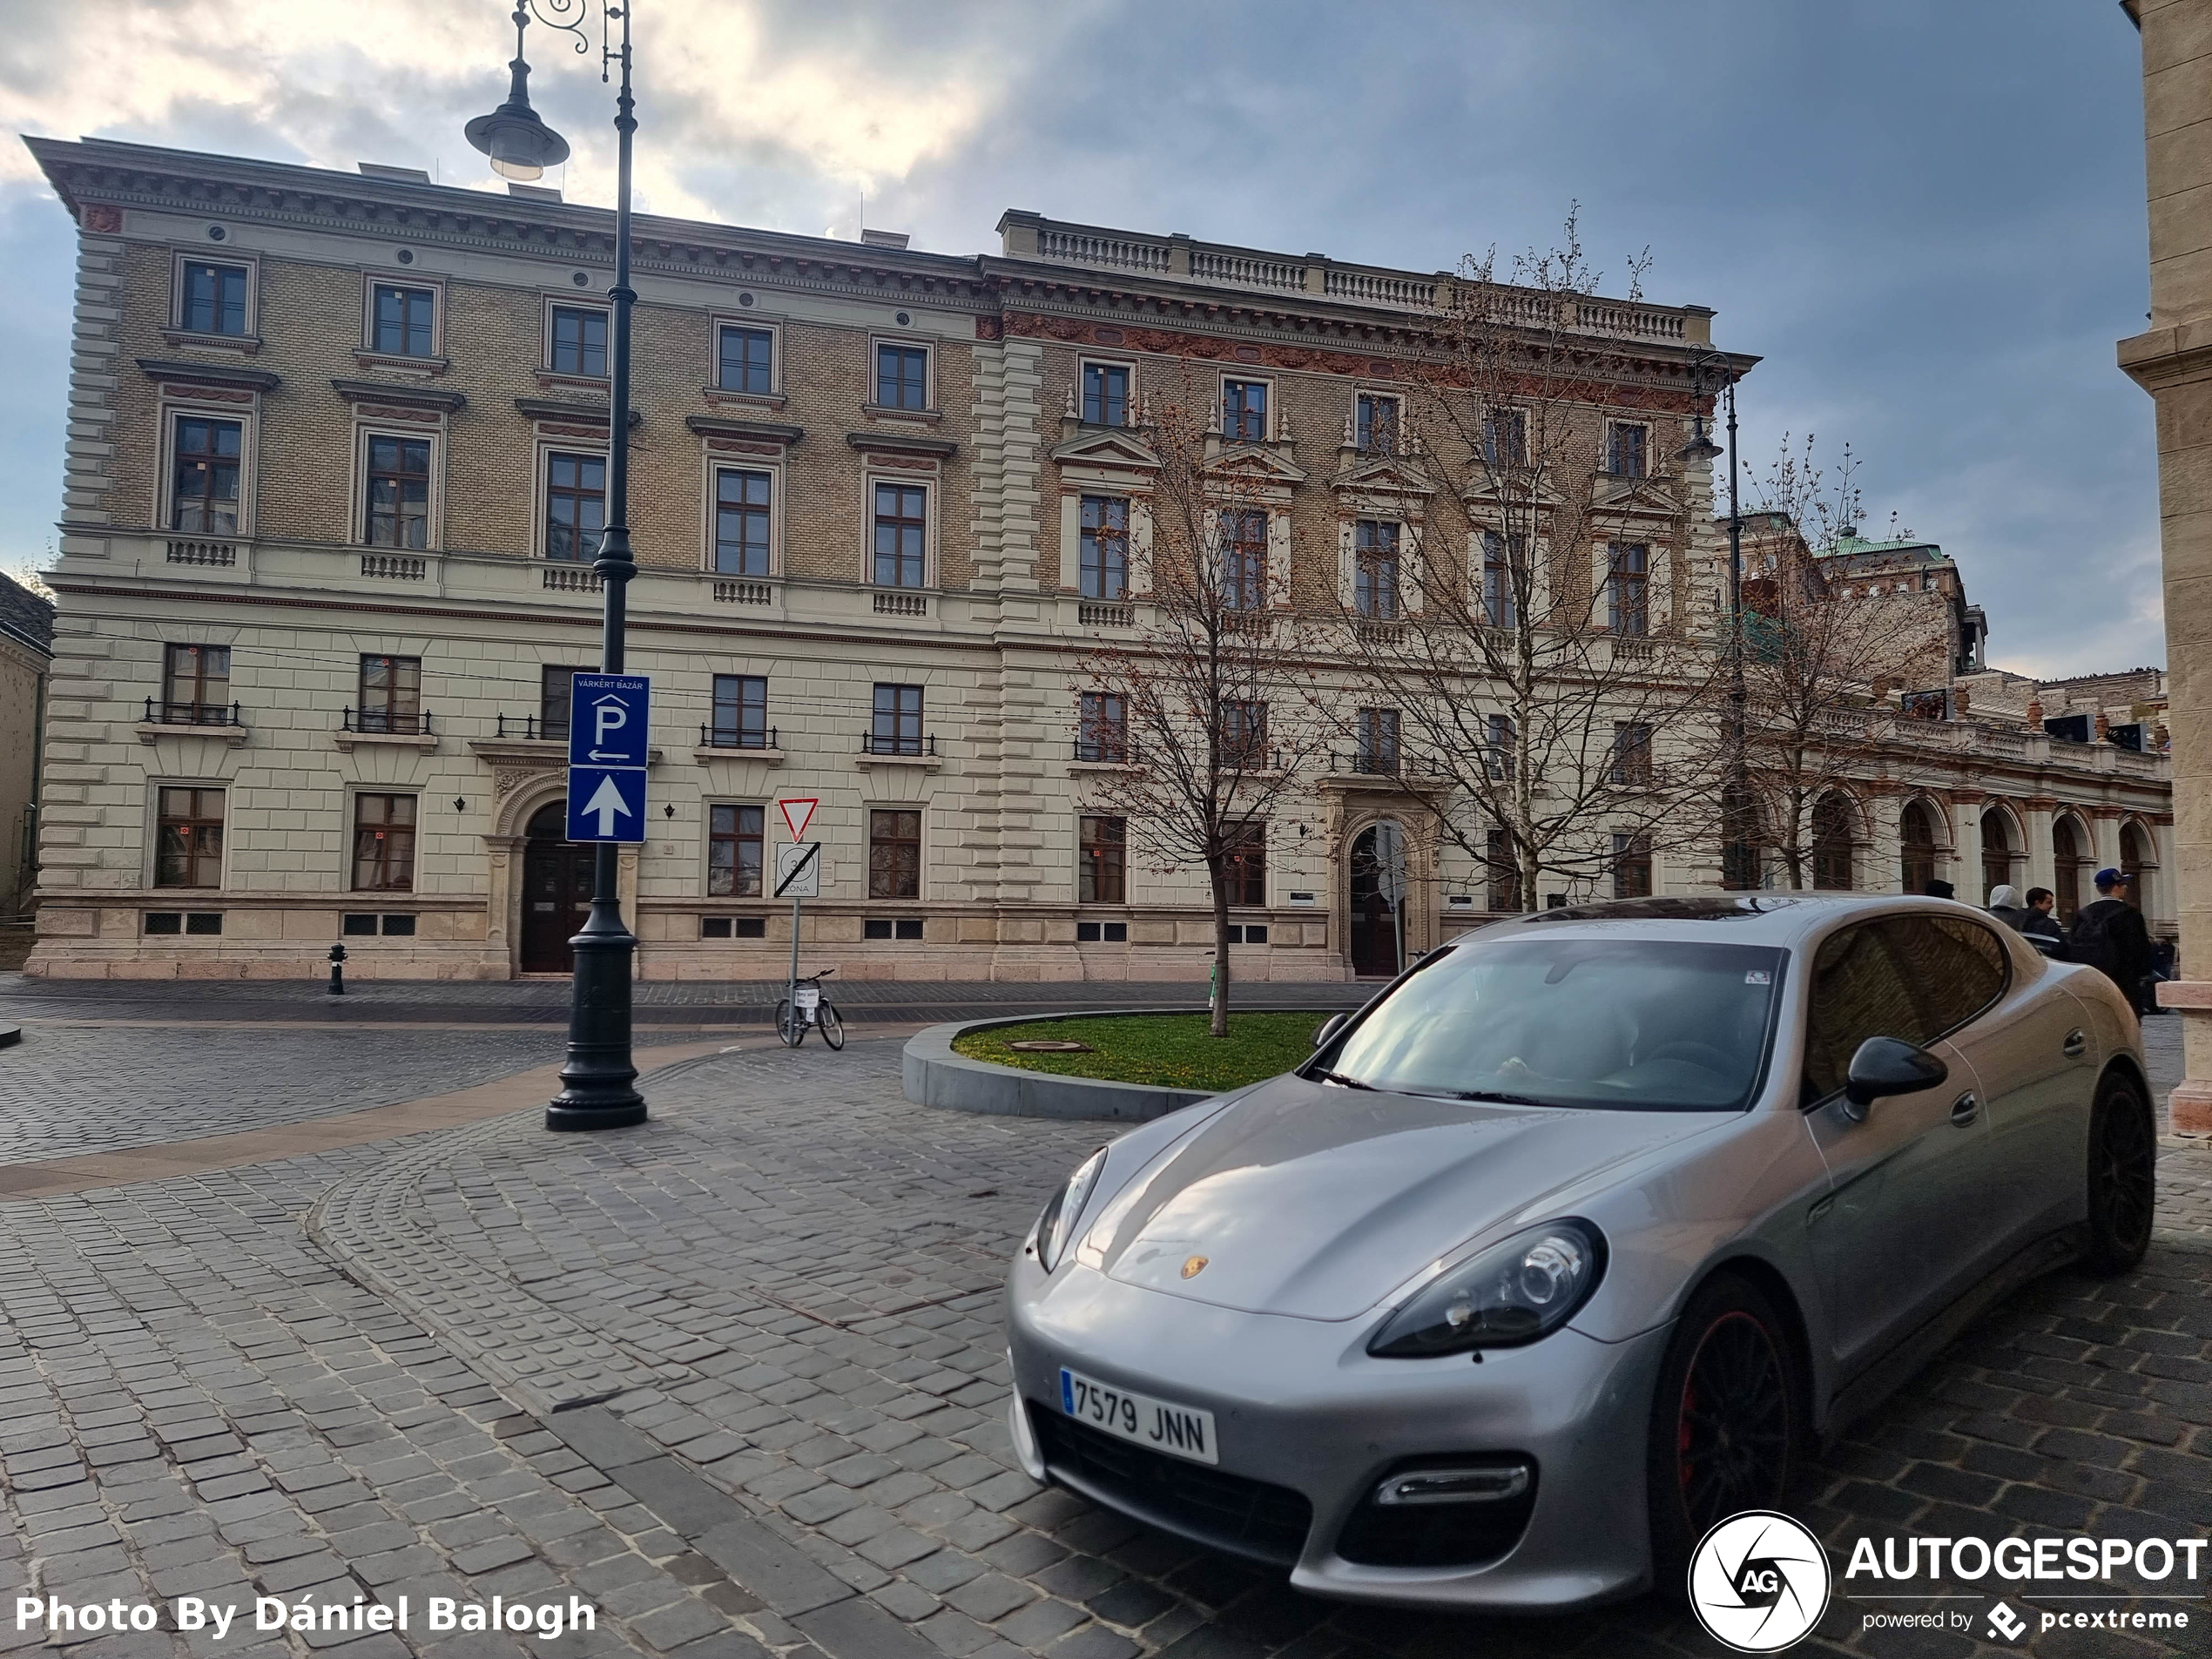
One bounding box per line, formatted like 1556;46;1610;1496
1006;1256;1673;1611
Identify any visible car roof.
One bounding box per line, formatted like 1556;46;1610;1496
1457;893;1998;951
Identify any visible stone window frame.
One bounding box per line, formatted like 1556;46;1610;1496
1077;355;1137;428
540;293;613;382
347;787;420;894
705;799;768;899
152;390;260;540
1078;813;1128;905
1055;482;1154;595
144;777;230;893
1605;418;1651;480
1353;388;1403;455
166;249;260;347
860;462;938;590
866;334;937;417
710;315;782;400
867;805;925;901
348;419;446;551
532;435;611;563
1599;537;1666;636
357;270;447;364
1219;372;1274;443
697;449;786;578
1468;521;1550;626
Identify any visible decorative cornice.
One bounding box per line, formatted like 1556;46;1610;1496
846;431;959;461
685;415;804;446
331;378;466;413
514;396;641;428
137;356;280;393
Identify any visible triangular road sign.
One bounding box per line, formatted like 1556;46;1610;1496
779;797;819;841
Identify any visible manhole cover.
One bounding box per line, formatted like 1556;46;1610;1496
1006;1039;1094;1053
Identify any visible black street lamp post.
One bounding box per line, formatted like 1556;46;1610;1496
1681;348;1754;891
469;1;645;1130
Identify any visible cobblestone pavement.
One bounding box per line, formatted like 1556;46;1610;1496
3;1020;2209;1659
0;977;1368;1030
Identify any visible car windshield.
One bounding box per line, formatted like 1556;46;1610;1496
1321;936;1787;1112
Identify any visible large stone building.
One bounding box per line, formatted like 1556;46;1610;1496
21;136;2174;980
0;570;53;922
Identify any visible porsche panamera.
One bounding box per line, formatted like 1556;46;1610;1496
1002;894;2156;1609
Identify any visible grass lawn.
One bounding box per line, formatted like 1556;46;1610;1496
951;1010;1329;1093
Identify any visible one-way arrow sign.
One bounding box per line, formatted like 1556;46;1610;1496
566;765;646;844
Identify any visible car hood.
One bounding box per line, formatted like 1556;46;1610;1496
1083;1073;1730;1321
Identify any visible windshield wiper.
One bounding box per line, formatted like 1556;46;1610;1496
1437;1089;1547;1107
1309;1068;1379;1090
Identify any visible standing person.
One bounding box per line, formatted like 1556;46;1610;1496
2068;868;2156;1014
2020;887;2067;953
1986;883;2032;931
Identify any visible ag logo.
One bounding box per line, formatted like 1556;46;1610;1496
1986;1602;2027;1643
1687;1510;1831;1652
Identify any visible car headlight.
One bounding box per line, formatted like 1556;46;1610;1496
1032;1146;1108;1273
1367;1219;1605;1357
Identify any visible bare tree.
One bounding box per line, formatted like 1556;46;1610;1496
1337;210;1730;910
1736;435;1919;888
1073;386;1332;1034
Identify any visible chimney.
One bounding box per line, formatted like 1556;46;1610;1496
860;228;910;250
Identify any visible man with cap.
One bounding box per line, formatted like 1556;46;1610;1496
2067;868;2157;1015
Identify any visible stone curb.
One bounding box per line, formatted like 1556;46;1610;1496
902;1007;1339;1120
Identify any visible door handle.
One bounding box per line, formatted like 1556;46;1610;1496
1950;1092;1980;1127
2062;1029;2087;1059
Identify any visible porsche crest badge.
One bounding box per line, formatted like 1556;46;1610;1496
1181;1256;1208;1278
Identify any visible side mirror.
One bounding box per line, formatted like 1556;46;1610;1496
1843;1036;1948;1116
1312;1012;1349;1050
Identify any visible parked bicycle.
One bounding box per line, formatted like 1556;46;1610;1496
775;967;845;1049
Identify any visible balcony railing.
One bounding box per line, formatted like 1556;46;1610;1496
1332;750;1405;776
495;713;566;741
712;578;773;606
342;707;434;735
165;539;236;566
872;591;927;617
699;725;779;751
144;698;242;727
361;553;427;581
1072;737;1137;764
1078;601;1134;628
861;732;937;757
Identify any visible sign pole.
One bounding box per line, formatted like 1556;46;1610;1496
774;799;821;1035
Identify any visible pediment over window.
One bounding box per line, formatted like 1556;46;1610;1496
1049;428;1162;472
1462;469;1568;511
1329;455;1436;498
1205;443;1308;487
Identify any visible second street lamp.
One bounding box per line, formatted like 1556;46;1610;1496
468;0;645;1131
1682;347;1757;891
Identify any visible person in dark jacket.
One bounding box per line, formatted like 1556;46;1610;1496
2068;868;2156;1013
1986;883;2033;931
2020;887;2067;951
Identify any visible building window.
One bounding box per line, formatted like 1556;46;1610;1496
1607;421;1648;479
718;325;773;395
1079;495;1129;600
1484;408;1527;468
545;452;606;562
1354;520;1399;619
1486;828;1522;912
871;684;924;756
1078;691;1127;762
358;654;423;735
708;804;765;897
1486;712;1515;781
1219;700;1268;769
1608;543;1649;637
869;808;921;900
711;674;769;749
155;786;225;888
1080;815;1127;904
1222;379;1268;442
371;284;435;357
1225;821;1266;906
1356;708;1400;773
550;305;608;376
1612;831;1653;899
875;343;929;410
1220;509;1268;610
162;644;231;724
352;793;417;892
1480;531;1521;629
365;434;430;549
171;416;242;535
1082;362;1130;427
1610;721;1653;786
540;665;577;741
873;482;927;588
180;261;249;336
1812;793;1855;890
714;468;772;576
1356;393;1399;455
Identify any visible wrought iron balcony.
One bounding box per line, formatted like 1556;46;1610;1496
495;712;566;741
860;732;936;757
1072;737;1138;764
341;707;433;735
699;725;779;751
144;698;242;727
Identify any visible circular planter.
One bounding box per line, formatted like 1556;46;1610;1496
902;1008;1257;1121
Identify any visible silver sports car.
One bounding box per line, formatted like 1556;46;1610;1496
1003;894;2155;1609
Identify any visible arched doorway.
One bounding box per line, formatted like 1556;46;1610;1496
2053;815;2089;924
1348;820;1406;978
1980;807;2018;900
2121;820;2155;917
521;799;592;973
1811;793;1854;889
1899;800;1939;894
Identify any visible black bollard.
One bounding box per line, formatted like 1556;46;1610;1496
327;942;347;996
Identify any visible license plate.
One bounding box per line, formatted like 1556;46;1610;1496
794;988;819;1009
1060;1367;1217;1465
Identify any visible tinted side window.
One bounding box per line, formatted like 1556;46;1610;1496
1885;915;2008;1035
1804;924;1925;1101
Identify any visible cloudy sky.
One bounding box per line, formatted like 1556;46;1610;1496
0;0;2159;678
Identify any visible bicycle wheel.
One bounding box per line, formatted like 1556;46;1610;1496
775;996;806;1048
818;1000;846;1050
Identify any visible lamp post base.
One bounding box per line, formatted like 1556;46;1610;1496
547;894;646;1131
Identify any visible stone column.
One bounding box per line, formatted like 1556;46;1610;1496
2121;0;2212;1129
2024;798;2057;895
2092;806;2127;879
1952;792;1986;901
1867;786;1904;895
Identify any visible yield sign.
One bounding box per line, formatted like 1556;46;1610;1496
779;797;819;841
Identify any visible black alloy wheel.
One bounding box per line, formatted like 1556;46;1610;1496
1647;1272;1800;1598
2084;1072;2155;1273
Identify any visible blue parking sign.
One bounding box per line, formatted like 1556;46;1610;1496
567;765;647;844
569;673;651;767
